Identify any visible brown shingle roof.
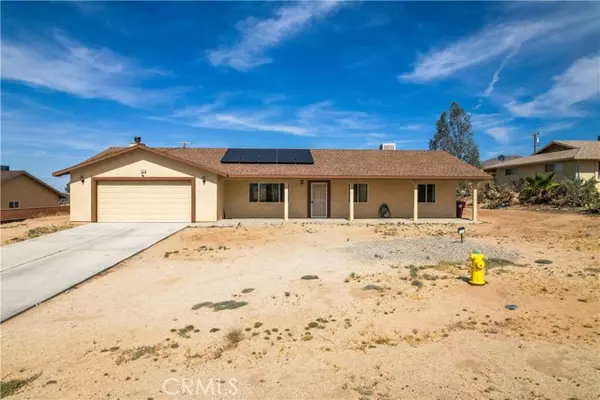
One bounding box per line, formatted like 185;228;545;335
554;141;600;159
484;140;600;171
1;170;25;183
1;170;63;196
482;155;521;169
53;145;491;180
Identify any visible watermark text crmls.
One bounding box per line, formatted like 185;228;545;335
162;375;239;397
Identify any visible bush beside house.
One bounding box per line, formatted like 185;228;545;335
479;174;600;213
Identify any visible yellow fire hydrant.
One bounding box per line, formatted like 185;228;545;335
469;250;486;286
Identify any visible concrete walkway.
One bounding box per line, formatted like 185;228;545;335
191;217;475;228
1;223;186;322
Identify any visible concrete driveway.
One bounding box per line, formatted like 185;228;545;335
1;223;186;322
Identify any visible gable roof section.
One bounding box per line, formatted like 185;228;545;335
52;144;226;177
485;141;600;171
482;155;521;169
53;145;491;180
1;170;63;197
535;140;600;158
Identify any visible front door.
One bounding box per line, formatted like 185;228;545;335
311;182;328;218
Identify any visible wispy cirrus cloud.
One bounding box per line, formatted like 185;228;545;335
398;7;599;108
207;1;341;71
1;32;179;107
470;113;517;144
398;21;548;83
296;100;383;133
506;54;600;117
151;94;393;138
484;126;515;144
537;121;576;134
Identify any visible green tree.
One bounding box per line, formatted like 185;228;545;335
430;102;480;166
520;172;558;204
64;183;70;194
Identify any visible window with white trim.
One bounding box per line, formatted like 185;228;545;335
8;201;20;209
353;184;368;203
249;183;285;203
418;184;436;203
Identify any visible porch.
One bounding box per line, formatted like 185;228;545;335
220;179;479;222
191;217;477;228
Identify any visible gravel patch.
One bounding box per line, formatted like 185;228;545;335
347;237;521;265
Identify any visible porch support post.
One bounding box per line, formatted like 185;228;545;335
349;183;354;221
284;182;289;221
412;181;418;222
471;181;478;222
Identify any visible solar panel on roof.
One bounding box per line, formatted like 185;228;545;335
220;148;243;163
276;149;295;164
221;148;314;164
259;149;277;163
292;149;313;164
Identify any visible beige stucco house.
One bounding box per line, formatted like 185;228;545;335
483;140;600;189
1;168;63;210
53;140;491;223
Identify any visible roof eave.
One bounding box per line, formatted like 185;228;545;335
52;144;226;177
8;172;64;197
483;155;576;170
534;140;577;154
225;174;492;180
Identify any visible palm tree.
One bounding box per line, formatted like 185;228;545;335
520;172;557;204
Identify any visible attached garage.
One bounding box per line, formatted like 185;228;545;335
93;178;194;222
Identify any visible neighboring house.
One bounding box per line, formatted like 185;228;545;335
1;167;63;210
483;140;600;188
481;155;522;170
52;138;491;223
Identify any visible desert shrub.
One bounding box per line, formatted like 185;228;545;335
519;173;558;204
479;181;519;209
586;198;600;213
549;178;600;209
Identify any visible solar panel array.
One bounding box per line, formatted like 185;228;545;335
221;149;314;164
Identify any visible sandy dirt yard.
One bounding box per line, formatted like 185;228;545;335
0;214;74;245
1;209;599;399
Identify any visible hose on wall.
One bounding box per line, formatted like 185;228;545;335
378;203;391;218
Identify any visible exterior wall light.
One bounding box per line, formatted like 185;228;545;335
80;175;84;183
300;180;304;185
202;176;206;184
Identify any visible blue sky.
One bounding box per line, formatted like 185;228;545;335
1;1;599;189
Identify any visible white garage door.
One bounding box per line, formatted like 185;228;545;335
97;181;192;222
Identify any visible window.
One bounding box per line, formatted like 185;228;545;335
8;201;20;209
353;184;368;203
418;184;436;203
249;183;285;203
575;165;581;179
505;168;516;176
544;164;555;172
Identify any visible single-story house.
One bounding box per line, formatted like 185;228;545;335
481;155;521;169
1;167;63;210
483;140;600;189
52;138;491;223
